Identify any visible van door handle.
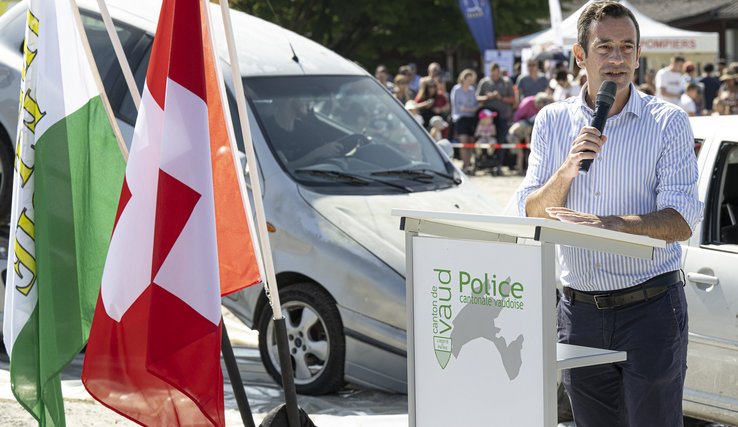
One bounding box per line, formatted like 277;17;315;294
686;272;719;286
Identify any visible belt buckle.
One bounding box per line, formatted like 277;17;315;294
593;293;612;309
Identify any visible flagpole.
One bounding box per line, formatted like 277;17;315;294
218;2;301;427
200;2;267;425
221;320;257;427
202;0;267;282
69;0;128;160
95;0;141;111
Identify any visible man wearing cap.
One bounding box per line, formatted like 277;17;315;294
515;2;702;425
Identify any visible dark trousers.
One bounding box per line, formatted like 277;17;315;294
558;279;688;426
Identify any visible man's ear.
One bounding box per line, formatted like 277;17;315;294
573;43;585;67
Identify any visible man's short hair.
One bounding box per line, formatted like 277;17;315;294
577;1;640;54
672;55;685;63
686;83;699;92
490;62;500;72
703;63;714;73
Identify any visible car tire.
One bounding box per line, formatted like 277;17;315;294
257;282;345;395
0;133;14;222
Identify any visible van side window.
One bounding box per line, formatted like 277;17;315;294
707;142;738;246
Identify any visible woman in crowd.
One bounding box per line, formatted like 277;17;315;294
450;69;478;174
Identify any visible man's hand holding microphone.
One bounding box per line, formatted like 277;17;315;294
563;80;617;179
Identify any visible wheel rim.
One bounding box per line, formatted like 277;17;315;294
265;300;330;385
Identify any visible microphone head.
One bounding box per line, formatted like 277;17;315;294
596;80;617;107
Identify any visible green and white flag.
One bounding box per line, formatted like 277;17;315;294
3;0;126;425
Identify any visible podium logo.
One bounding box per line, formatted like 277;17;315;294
431;269;453;369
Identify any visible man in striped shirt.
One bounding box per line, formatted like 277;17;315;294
514;2;703;426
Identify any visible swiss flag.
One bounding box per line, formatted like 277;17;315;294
82;0;258;424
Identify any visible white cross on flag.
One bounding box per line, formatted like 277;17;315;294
82;0;260;425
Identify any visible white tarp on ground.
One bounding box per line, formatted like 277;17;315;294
511;0;718;54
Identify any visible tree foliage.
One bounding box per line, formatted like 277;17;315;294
228;0;549;70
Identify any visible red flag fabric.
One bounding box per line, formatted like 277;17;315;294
82;0;231;424
200;1;262;296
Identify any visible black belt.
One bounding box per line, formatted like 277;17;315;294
562;270;682;310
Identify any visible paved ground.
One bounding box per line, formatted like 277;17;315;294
0;170;726;425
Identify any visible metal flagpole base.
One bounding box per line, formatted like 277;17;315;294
274;317;301;427
221;321;256;427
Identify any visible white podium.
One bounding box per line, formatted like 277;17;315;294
393;209;666;427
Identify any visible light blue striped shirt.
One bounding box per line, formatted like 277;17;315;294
515;84;703;292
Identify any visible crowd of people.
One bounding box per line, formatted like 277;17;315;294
649;56;738;116
375;55;738;175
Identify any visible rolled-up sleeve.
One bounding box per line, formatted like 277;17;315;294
656;110;704;231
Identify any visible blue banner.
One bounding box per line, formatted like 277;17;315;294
458;0;496;53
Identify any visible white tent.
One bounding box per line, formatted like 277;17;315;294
511;0;718;56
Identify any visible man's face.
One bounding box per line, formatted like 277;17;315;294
527;62;538;76
491;67;500;80
672;60;684;73
574;16;640;96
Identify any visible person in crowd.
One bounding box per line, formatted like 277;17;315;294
698;63;720;114
474;109;497;145
429;115;453;158
415;77;450;126
508;92;553;174
476;62;515;140
717;59;727;77
714;72;738;115
450;69;479;174
510;62;522;88
681;61;702;112
374;65;395;92
428;115;448;142
641;68;656;94
680;83;700;116
655;55;684;104
552;70;581;101
516;59;550;102
426;62;446;92
393;74;413;104
638;83;655;96
515;2;702;426
404;100;424;126
407;62;422;94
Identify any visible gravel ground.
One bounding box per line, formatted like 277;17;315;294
2;171;726;425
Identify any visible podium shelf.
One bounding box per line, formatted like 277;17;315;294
557;343;626;371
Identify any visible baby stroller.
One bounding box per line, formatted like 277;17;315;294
473;109;505;176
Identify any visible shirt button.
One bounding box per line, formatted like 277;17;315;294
595;191;601;197
595;262;602;268
597;157;603;161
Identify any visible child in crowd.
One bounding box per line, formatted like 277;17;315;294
429;115;453;158
475;109;497;145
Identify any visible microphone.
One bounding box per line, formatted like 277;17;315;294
579;80;617;174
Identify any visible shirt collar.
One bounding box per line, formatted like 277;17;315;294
576;83;644;119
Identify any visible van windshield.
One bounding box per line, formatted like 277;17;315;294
244;76;457;192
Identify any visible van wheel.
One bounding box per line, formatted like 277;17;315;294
257;282;345;395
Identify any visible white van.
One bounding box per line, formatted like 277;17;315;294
0;0;499;394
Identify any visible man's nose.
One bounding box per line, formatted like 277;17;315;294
608;47;626;63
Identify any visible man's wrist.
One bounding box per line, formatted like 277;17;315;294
601;215;626;232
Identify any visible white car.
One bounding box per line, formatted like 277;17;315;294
0;0;498;395
682;115;738;424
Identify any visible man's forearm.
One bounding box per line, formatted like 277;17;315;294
525;168;575;218
601;208;692;242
